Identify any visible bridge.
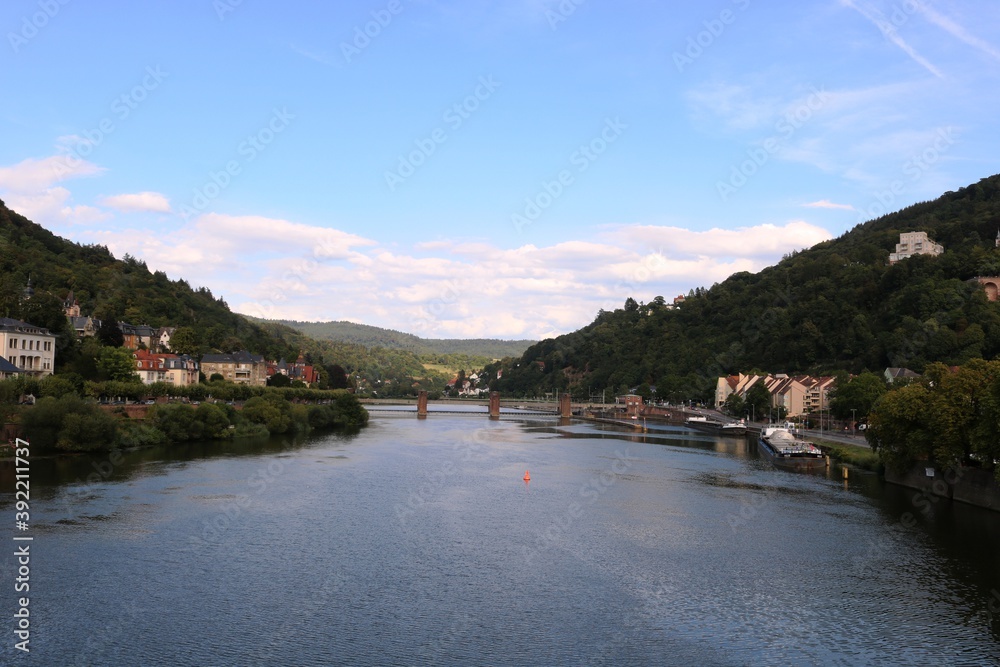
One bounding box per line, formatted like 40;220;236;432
364;392;573;419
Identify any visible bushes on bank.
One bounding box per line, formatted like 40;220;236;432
8;377;369;453
20;395;118;453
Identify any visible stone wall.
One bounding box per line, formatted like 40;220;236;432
885;463;1000;512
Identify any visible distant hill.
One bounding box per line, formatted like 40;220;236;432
265;319;535;359
491;174;1000;401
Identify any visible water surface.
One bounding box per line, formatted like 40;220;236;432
2;417;998;665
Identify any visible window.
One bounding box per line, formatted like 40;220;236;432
8;338;15;349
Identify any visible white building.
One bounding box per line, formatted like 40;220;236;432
889;231;944;264
0;318;56;377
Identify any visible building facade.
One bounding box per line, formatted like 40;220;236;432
888;231;944;264
133;350;201;386
715;372;836;418
201;351;267;386
0;318;56;377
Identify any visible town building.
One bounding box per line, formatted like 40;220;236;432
0;318;56;377
268;356;320;386
157;327;176;352
162;354;200;386
714;373;836;418
69;316;100;337
134;349;168;385
133;350;203;386
888;231;944;264
884;367;920;384
62;290;80;318
201;351;267;386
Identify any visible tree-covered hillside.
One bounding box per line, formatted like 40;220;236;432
0;200;468;394
269;319;534;359
0;199;298;363
490;175;1000;401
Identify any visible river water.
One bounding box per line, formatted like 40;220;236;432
2;415;999;666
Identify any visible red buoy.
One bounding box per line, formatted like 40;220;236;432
523;470;531;481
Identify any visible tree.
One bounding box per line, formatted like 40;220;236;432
268;373;291;387
830;372;887;420
744;384;771;421
723;393;745;417
168;327;199;355
97;346;139;383
242;395;293;433
97;318;124;347
20;395;117;452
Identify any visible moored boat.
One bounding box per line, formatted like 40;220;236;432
758;423;826;471
685;415;748;436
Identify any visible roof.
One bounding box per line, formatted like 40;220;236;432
202;351;265;364
0;318;53;335
0;357;21;374
885;367;919;379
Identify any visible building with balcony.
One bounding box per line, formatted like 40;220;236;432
888;231;943;264
0;318;56;377
201;351;267;386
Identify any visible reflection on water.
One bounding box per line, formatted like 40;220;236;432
1;417;997;665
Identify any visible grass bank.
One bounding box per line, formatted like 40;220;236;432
813;438;881;472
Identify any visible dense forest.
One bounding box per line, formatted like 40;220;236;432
489;174;1000;401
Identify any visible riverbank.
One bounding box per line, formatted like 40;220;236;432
809;437;881;472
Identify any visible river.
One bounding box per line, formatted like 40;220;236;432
2;415;999;665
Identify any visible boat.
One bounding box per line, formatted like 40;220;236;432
684;415;748;436
758;423;827;471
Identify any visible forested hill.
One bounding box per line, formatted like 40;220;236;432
267;319;534;359
0;201;494;393
0;199;298;362
490;174;1000;402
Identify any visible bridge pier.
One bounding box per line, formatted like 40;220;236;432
417;390;428;419
489;392;500;419
560;393;571;418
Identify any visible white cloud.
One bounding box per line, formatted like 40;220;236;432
917;4;1000;62
100;191;172;213
608;221;832;259
86;214;829;339
804;200;856;211
0;153;109;227
840;0;944;78
0;155;104;192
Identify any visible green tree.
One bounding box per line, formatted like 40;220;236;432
97;346;139;383
20;395;118;452
242;394;293;433
97;318;124;347
744;384;771;422
268;373;291;388
723;392;745;417
168;326;199;355
830;371;887;420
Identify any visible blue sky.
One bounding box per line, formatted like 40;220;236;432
1;0;998;339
